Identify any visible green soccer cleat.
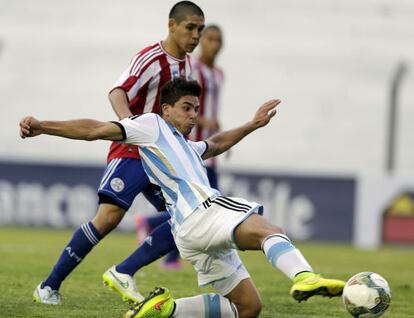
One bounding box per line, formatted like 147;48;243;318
125;287;175;318
290;272;346;302
103;266;144;304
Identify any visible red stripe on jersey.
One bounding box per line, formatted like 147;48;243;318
178;58;187;78
195;69;207;141
107;142;139;162
190;60;224;168
129;43;160;76
127;53;164;115
107;44;192;162
151;54;171;115
186;55;193;74
131;49;163;78
129;80;151;115
117;75;138;94
211;70;219;119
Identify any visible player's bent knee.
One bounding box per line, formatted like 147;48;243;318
236;298;262;318
235;213;288;249
92;204;126;236
228;283;262;318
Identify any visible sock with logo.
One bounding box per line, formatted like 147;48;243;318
116;220;175;276
262;234;313;280
172;294;238;317
42;222;102;290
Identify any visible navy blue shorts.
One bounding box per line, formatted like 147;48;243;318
206;166;219;190
97;158;166;211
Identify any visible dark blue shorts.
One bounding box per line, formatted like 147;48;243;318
206;166;219;190
97;158;166;211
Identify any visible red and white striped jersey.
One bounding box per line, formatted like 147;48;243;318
190;58;224;167
107;42;193;162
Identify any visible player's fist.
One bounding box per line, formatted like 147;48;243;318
19;116;41;138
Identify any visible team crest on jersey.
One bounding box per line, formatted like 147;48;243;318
172;69;180;78
110;178;125;192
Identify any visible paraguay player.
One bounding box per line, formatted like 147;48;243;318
33;1;205;305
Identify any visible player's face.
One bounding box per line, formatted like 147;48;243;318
201;28;222;59
170;15;205;54
163;95;200;136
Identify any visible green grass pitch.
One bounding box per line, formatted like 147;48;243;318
0;227;413;317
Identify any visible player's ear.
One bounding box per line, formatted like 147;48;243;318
161;103;170;117
168;18;176;32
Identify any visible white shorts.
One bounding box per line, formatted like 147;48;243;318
174;196;263;292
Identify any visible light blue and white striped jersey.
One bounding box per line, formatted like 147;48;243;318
116;113;221;227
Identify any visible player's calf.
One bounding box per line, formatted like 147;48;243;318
224;277;262;318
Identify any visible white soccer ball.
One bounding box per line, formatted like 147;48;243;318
342;272;391;317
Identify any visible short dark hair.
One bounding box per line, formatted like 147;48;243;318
203;24;221;34
160;78;201;114
169;1;204;24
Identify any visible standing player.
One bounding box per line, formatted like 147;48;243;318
20;78;346;318
190;24;224;189
133;24;224;269
33;1;205;305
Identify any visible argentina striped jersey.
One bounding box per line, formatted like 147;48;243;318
116;113;221;226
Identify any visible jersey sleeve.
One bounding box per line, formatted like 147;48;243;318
109;44;159;101
115;113;159;146
187;140;208;157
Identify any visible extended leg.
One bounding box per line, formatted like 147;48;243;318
33;203;124;304
234;213;345;302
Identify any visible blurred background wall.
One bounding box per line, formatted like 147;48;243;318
1;0;413;247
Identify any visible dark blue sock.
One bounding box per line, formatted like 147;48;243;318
116;221;175;276
146;213;171;231
164;246;180;263
42;222;102;290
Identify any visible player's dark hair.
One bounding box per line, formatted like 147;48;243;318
160;78;201;115
169;1;204;24
203;24;221;33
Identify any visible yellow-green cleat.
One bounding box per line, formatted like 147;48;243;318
290;272;345;302
125;287;175;318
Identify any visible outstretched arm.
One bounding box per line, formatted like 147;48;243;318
19;117;124;141
202;99;280;160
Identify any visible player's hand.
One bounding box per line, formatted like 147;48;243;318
19;116;41;139
251;99;281;129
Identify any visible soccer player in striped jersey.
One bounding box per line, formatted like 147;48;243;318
20;78;346;318
32;1;205;305
133;24;224;269
190;24;224;189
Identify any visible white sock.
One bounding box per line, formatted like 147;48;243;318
262;234;313;280
172;293;238;318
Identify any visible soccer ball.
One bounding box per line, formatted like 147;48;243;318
342;272;391;317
